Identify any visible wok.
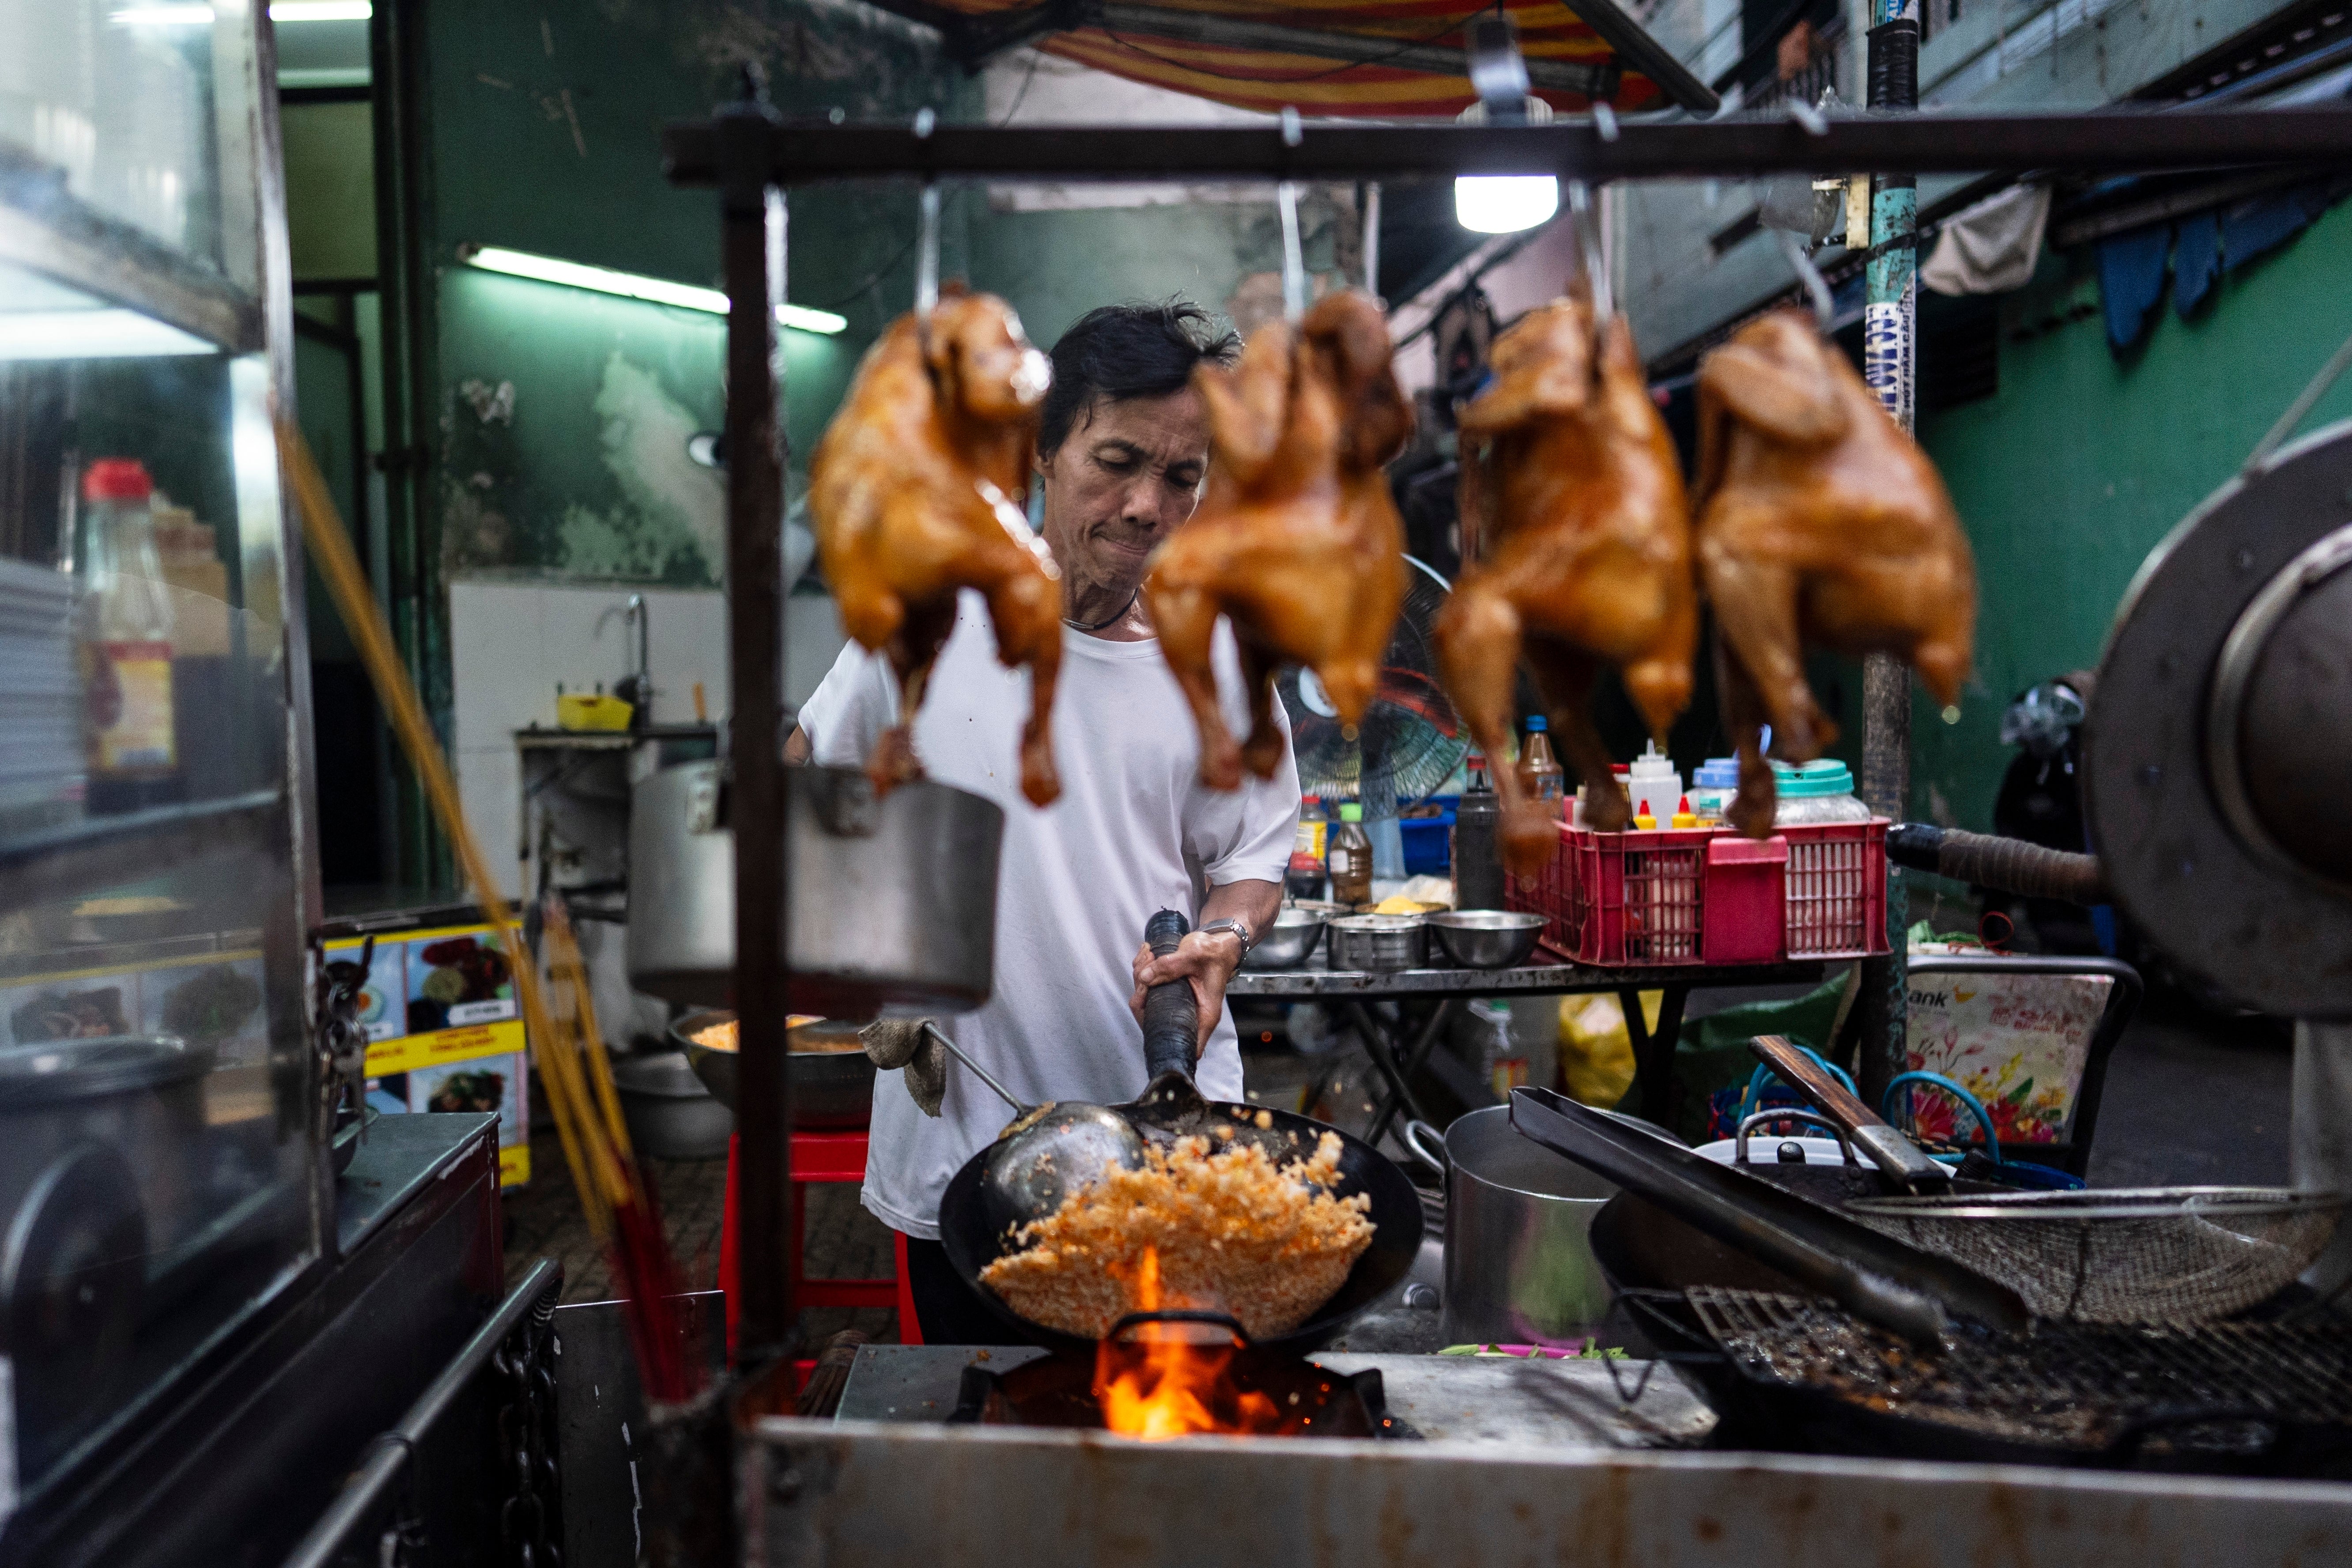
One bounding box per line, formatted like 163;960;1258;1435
936;912;1424;1354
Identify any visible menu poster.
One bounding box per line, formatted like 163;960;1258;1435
140;956;269;1062
320;938;407;1043
0;952;267;1058
404;928;518;1034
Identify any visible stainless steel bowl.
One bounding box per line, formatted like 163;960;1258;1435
672;1009;877;1130
1325;914;1429;972
1427;910;1545;970
1240;908;1325;971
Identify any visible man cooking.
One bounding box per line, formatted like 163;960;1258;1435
789;302;1303;1344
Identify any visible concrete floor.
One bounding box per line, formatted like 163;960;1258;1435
500;984;2301;1334
2083;991;2293;1188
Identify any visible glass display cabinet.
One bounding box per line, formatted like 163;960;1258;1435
0;0;326;1523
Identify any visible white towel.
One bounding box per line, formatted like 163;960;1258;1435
1920;183;2052;296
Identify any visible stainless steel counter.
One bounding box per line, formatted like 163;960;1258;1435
747;1413;2352;1567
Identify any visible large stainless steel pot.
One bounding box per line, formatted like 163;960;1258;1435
628;760;1003;1019
1402;1105;1616;1347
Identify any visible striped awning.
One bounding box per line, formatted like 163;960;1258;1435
928;0;1714;117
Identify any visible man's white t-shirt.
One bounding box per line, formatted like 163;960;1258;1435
797;591;1302;1239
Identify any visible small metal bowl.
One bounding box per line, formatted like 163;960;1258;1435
1427;910;1545;970
1326;913;1430;973
1241;908;1325;971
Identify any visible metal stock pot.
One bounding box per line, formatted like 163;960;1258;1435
1403;1106;1618;1348
627;759;1004;1019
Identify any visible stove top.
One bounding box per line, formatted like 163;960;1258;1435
834;1345;1716;1449
952;1346;1418;1438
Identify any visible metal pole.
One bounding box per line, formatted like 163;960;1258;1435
719;84;796;1363
1854;0;1919;1107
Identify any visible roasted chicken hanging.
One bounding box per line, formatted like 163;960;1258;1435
1146;290;1412;789
809;285;1064;806
1436;300;1698;871
1694;309;1977;836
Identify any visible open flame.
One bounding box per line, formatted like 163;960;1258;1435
1091;1248;1283;1440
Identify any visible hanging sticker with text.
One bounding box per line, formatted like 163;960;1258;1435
1864;290;1915;432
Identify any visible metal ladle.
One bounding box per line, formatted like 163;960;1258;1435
919;911;1203;1232
919;1020;1149;1228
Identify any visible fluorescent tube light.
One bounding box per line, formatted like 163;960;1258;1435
116;3;372;23
459;244;847;334
776;302;850;335
0;309;217;361
1454;174;1560;234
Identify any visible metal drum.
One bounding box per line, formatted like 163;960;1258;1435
627;761;1003;1019
1405;1105;1617;1347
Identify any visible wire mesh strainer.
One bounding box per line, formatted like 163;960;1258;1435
1844;1188;2348;1324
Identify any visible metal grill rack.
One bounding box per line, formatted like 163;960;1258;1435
1689;1286;2352;1452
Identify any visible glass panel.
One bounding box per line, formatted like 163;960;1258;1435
0;294;314;1497
0;0;259;281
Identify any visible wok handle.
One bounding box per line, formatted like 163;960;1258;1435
1142;908;1199;1082
1748;1035;1951;1195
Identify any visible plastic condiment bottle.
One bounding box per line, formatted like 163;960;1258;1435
1633;806;1657;829
1518;716;1566;817
1452;753;1506;911
1672;795;1699;829
1626;741;1682;827
1327;802;1374;906
1287;793;1328;899
81;458;183;814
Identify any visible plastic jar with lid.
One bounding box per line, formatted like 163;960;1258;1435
1688;757;1740;824
1771;759;1873;824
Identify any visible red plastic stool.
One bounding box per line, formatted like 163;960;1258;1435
717;1131;921;1387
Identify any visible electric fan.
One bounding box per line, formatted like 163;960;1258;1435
1278;555;1467;807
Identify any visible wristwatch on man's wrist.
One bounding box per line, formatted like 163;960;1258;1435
1197;917;1253;954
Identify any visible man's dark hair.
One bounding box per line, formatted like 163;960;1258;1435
1039;300;1241;457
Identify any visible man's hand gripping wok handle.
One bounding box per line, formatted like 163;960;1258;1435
1141;908;1199;1081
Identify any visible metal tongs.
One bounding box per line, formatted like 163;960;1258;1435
1509;1084;2028;1345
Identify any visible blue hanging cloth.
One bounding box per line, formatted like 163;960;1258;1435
2173;209;2221;317
2096;223;2171;351
2221;180;2338;270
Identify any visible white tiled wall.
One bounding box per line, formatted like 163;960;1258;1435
448;578;846;896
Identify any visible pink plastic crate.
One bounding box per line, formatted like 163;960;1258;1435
1779;820;1891;959
1506;820;1889;967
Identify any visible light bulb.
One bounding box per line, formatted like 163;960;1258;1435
1454;174;1559;234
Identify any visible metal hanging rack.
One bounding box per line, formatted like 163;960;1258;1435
666;94;2352;1362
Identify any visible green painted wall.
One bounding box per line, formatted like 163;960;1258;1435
1911;197;2352;832
416;0;972;586
436;268;861;585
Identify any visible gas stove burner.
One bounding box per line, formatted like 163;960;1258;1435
951;1348;1418;1440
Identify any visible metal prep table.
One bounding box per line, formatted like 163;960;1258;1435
1228;951;1826;1137
744;1409;2352;1567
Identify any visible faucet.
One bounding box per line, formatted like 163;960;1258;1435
597;593;651;726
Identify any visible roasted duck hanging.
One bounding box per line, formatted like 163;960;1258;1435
1145;290;1412;789
1435;299;1698;871
1693;309;1977;836
808;284;1064;806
